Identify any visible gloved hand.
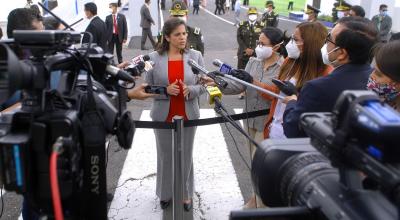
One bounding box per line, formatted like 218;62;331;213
272;79;297;96
231;69;253;83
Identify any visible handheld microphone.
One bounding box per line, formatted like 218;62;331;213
187;59;228;88
205;86;222;105
131;55;150;65
106;65;135;82
212;59;233;75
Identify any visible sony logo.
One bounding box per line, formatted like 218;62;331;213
90;155;100;194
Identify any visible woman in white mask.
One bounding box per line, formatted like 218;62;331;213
367;41;400;112
212;27;285;209
233;22;333;140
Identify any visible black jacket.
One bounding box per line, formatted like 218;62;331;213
283;63;373;137
82;16;107;51
105;13;128;43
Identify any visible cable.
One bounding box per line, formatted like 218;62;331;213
50;138;64;220
0;185;4;219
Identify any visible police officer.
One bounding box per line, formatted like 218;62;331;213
261;1;278;27
157;1;204;55
237;7;264;69
305;4;320;22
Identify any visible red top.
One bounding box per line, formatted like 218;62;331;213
166;60;188;122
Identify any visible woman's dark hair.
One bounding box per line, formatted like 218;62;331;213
375;40;400;82
43;16;61;30
278;21;328;89
157;18;187;54
261;27;286;55
350;5;365;17
84;2;97;15
335;17;378;64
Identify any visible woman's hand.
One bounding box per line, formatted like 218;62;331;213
200;75;216;86
282;95;297;104
167;80;180;96
180;80;190;98
127;83;156;100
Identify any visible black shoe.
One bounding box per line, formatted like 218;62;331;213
183;199;192;212
160;200;171;209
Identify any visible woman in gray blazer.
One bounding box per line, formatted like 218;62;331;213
145;18;205;211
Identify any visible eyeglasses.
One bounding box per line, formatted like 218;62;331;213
325;32;336;45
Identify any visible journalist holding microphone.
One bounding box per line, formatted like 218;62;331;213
145;17;205;211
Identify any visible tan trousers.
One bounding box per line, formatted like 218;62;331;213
246;127;266;208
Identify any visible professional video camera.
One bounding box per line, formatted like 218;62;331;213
232;90;400;220
0;30;138;219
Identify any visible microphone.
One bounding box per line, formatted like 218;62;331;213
205;86;222;105
187;59;228;88
131;55;150;65
212;59;233;75
106;65;135;82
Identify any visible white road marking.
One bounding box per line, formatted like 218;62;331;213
200;6;235;25
108;109;243;219
240;6;302;24
159;1;164;30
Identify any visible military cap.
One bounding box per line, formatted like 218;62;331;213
336;2;352;11
305;4;320;14
248;7;258;15
266;1;275;9
170;1;188;16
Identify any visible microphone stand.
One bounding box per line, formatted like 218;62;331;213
213;97;261;149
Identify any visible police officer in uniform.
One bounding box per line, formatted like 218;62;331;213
261;1;278;27
237;7;264;69
157;1;204;55
305;4;320;22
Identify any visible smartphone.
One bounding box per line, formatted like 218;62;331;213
144;85;167;95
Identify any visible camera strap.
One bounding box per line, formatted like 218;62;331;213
81;70;108;220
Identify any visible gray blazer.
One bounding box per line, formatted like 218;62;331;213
372;14;392;42
145;49;206;121
140;4;154;28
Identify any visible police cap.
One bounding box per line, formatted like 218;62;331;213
170;1;188;16
305;4;320;14
248;7;258;15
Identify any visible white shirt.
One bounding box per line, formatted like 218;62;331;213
269;77;297;139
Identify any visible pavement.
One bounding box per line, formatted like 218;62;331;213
1;2;302;219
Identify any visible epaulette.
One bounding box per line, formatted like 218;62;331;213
193;27;201;35
260;22;265;26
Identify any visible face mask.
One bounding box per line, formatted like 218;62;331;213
367;77;400;103
177;16;187;23
255;46;273;60
380;11;387;16
321;43;339;65
304;14;309;20
285;40;300;59
249;14;257;21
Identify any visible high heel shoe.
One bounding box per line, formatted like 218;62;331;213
183;199;193;212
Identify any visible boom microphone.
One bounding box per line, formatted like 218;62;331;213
187;59;228;88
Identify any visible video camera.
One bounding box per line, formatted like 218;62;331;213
0;30;140;219
232;90;400;220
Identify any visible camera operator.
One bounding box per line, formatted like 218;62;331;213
282;17;378;138
367;40;400;112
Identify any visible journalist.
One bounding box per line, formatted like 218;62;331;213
145;18;205;211
218;26;285;208
231;22;332;139
367;40;400;111
282;17;378;137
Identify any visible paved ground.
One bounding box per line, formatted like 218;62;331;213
1;2;302;219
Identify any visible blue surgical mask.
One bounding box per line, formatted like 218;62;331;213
380;11;387;16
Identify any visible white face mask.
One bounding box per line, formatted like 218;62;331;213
321;43;339;65
177;16;187;23
255;46;273;60
285;40;301;59
337;11;345;19
248;14;257;21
